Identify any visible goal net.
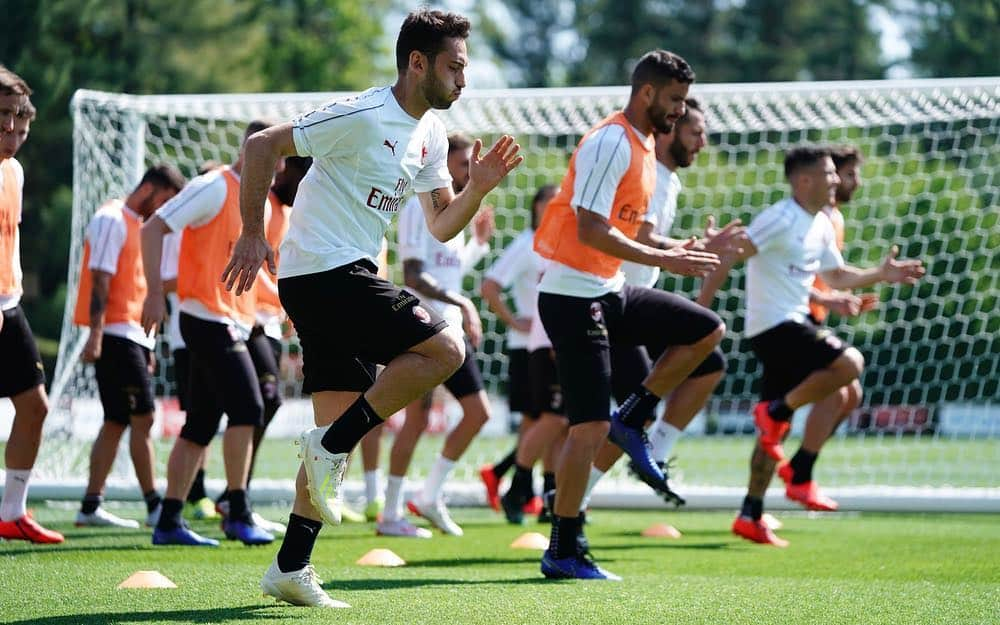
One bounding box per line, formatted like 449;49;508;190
24;77;1000;511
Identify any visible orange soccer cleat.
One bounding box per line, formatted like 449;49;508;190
753;401;790;461
478;465;501;512
522;495;543;516
732;516;789;547
778;467;839;512
0;514;65;544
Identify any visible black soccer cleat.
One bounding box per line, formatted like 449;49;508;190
627;460;686;507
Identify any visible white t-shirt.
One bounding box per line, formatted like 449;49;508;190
745;197;845;337
483;229;543;350
621;163;681;289
160;231;185;351
397;196;488;329
0;157;24;310
155;168;252;339
280;86;452;279
85;200;155;349
538;123;652;298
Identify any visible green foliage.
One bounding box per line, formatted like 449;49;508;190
903;0;1000;77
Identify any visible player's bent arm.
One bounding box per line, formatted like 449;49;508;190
634;221;688;251
403;258;468;308
88;271;112;333
481;277;518;327
696;238;757;307
820;265;884;290
140;215;172;333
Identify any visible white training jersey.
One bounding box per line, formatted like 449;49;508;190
621;163;681;289
745;197;845;337
85;200;155;349
280;86;452;279
0;157;24;310
483;229;544;349
397;196;488;330
538;123;653;298
160;231;185;351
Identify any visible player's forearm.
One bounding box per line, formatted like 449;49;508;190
140;219;168;297
578;216;665;267
822;265;882;290
88;274;111;332
163;278;178;294
697;258;737;308
427;186;487;242
481;280;517;326
239;133;282;238
403;260;466;307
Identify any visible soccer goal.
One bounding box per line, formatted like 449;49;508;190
22;77;1000;512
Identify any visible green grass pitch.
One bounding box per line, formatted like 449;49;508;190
1;506;997;624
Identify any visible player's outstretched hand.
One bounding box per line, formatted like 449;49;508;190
879;246;925;284
658;237;721;278
81;331;102;363
141;294;165;335
473;206;495;244
468;136;523;195
702;215;747;258
221;233;276;296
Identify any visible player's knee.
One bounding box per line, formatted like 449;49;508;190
433;327;466;376
845;380;863;411
696;322;726;350
840;347;865;379
14;388;48;423
129;414;154;436
569;419;610;449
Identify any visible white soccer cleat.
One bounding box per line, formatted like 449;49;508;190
376;518;432;539
408;498;464;536
75;507;141;529
260;559;349;608
252;512;287;536
297;428;348;525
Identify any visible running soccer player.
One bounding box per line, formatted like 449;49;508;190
222;9;522;607
378;132;494;538
533;51;724;579
141;121;280;548
0;67;64;544
699;146;924;546
480;184;557;516
73;165;185;529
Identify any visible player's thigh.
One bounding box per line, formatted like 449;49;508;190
442;337;485;401
749;321;848;401
609;343;652;405
506;348;533;415
529;348;564;417
616;285;722;353
0;306;46;399
95;336;154;425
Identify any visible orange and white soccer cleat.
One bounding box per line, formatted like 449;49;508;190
732;516;789;547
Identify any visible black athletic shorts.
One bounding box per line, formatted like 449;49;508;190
506;347;533;414
748;319;848;401
538;285;721;425
172;347;190;411
178;313;264;445
0;305;45;398
94;335;155;424
442;337;484;400
529;347;564;415
247;325;283;409
279;259;448;394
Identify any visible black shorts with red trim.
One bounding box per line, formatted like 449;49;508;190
748;319;848;401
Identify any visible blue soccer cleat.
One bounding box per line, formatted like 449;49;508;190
609;410;668;495
152;524;219;547
541;551;621;580
222;519;275;545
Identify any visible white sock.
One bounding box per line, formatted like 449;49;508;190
1;469;31;521
384;475;405;522
580;466;605;511
648;420;683;464
421;456;456;503
364;469;382;504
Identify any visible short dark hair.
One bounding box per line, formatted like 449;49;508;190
784;146;831;179
677;97;703;126
139;164;186;192
395;9;471;73
243;119;275;143
630;50;695;93
530;184;557;230
830;145;863;170
0;65;36;120
447;132;473;154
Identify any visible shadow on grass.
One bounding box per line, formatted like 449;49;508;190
402;555;552;567
594;541;732;551
326;575;552;591
0;544;156;556
6;605;279;625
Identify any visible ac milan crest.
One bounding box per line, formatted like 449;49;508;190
413;305;431;324
589;302;603;323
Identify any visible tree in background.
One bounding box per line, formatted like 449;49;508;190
474;0;578;87
902;0;1000;77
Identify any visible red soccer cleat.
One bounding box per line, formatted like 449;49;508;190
0;514;65;544
786;480;839;512
478;464;501;512
753;401;790;461
732;516;789;547
522;495;543;516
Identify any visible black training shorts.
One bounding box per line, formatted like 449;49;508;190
506;347;533;414
94;335;155;423
0;305;45;398
748;319;848;401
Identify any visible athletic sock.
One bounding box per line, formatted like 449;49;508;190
156;498;184;531
549;514;583;559
384;475;405;522
509;464;534;501
0;468;30;521
364;470;382;504
422;456;456;503
789;448;818;484
543;471;556;494
276;513;323;573
619;387;661;429
492;447;518;479
81;493;102;515
740;495;764;521
227;489;252;523
767;398;794;421
187;469;207;503
580;466;605;511
320;396;382;454
144;489;162;514
648;420;682;464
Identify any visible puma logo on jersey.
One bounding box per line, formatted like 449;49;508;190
384;139;398;156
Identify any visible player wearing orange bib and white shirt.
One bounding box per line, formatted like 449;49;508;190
221;10;522;607
533;51;724;580
140;121;279;548
72;165;185;529
0;66;64;545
